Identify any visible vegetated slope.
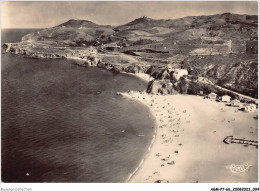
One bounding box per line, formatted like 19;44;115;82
21;13;257;45
114;13;257;43
22;19;114;45
207;60;258;97
182;54;258;98
114;13;258;98
13;13;258;98
57;19;100;28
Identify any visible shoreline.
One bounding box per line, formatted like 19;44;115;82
5;49;258;104
120;92;258;183
123;72;154;83
125;128;157;182
2;51;258;183
121;92;158;182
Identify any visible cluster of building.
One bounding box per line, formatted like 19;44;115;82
205;92;257;112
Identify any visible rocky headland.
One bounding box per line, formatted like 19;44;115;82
3;13;258;101
3;41;257;104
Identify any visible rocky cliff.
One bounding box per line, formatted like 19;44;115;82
182;54;258;98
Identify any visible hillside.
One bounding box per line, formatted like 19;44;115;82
114;13;257;42
4;13;258;98
57;19;100;28
20;13;257;46
182;54;258;97
21;19;114;45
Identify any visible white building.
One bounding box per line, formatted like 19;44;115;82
221;95;231;102
230;99;242;107
243;103;257;112
208;92;217;99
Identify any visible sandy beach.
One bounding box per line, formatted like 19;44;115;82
121;92;258;183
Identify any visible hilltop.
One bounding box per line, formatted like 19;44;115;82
21;19;114;44
57;19;101;28
20;13;258;46
114;13;257;43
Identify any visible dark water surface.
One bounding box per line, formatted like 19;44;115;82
1;29;155;182
1;28;42;43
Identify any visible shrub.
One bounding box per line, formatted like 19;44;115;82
178;77;188;94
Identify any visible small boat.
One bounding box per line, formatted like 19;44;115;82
138;135;145;137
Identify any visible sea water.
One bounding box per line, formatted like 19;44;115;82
1;29;154;182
